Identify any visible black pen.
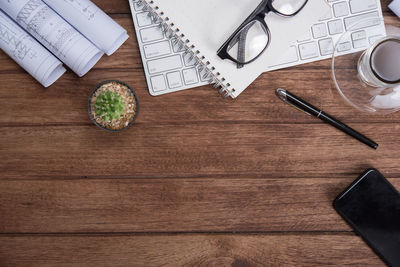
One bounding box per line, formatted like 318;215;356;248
276;88;378;150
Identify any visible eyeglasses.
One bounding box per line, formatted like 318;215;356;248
217;0;308;66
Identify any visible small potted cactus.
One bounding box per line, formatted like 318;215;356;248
88;80;139;132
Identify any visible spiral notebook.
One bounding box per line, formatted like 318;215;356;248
138;0;329;98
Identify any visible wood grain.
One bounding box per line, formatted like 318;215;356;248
3;68;400;126
1;124;399;179
0;0;399;265
0;178;399;233
0;234;384;267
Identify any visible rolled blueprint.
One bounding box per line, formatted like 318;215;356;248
389;0;400;18
0;10;66;87
44;0;129;56
0;0;104;77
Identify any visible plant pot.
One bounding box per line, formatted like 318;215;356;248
88;80;139;132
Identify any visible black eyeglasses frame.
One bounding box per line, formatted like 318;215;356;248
217;0;309;65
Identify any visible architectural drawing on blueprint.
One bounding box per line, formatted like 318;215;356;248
0;10;65;86
1;0;103;77
63;0;99;21
43;0;129;55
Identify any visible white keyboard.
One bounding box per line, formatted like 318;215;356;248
129;0;208;96
130;0;386;96
268;0;386;70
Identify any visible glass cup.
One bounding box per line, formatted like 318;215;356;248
358;37;400;88
332;17;400;114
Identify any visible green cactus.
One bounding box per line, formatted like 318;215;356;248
94;91;125;121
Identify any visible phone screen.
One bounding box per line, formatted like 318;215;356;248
334;169;400;267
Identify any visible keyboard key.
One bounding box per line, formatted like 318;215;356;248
353;38;368;49
350;0;377;14
328;19;344;35
337;42;352;52
144;40;171;58
319;38;334;56
312;23;328;39
150;75;167;92
136;12;153;27
344;11;380;31
140;26;164;43
299;42;319;59
351;30;366;41
182;68;199;85
166;71;183;88
333;2;349;17
147;55;182;74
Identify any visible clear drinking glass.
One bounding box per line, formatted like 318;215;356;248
332;17;400;114
358;37;400;87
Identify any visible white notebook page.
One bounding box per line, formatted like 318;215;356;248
150;0;330;98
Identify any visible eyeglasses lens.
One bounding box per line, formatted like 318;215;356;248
227;20;269;64
271;0;308;16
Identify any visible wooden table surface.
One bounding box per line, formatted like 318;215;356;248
1;0;399;266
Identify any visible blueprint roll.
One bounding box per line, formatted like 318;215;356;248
389;0;400;18
0;11;66;87
1;0;104;77
44;0;129;56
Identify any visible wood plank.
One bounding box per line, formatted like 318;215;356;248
1;124;398;179
0;234;384;266
0;178;399;233
90;0;130;14
2;69;400;125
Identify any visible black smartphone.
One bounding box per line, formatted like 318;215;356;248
334;168;400;267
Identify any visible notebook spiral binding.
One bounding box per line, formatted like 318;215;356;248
136;0;234;98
